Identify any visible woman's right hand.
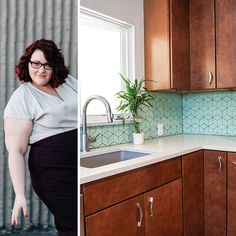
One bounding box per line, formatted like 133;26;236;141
11;194;28;226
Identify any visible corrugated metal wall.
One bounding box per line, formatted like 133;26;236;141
0;0;77;231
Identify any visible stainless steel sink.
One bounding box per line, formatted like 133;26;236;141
80;150;151;168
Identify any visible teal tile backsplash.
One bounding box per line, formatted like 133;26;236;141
84;92;183;150
81;90;236;150
183;91;236;136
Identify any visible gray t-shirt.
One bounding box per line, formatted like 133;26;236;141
4;75;77;144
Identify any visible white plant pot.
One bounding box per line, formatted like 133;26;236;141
133;132;144;145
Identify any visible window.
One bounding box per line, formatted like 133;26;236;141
79;7;134;122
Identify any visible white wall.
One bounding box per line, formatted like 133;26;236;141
80;0;144;79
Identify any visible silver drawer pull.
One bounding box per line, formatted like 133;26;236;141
232;161;236;165
149;197;154;217
218;156;223;172
136;202;143;227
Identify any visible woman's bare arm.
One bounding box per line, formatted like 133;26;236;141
4;118;32;225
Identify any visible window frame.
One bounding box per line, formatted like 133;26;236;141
79;7;135;125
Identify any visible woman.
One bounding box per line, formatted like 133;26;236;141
4;39;77;236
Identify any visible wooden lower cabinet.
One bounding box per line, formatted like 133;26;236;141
204;150;227;236
83;150;236;236
85;178;182;236
182;151;204;236
187;150;236;236
85;195;145;236
144;178;183;236
227;152;236;236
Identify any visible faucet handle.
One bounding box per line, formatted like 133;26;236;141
88;134;100;144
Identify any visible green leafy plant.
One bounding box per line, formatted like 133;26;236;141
116;73;153;133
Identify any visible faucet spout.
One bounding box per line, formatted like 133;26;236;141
82;95;113;152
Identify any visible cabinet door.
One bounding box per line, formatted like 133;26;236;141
182;151;204;236
144;178;183;236
144;0;170;90
227;152;236;236
85;195;145;236
216;0;236;88
204;150;226;236
189;0;216;90
170;0;190;90
144;0;189;91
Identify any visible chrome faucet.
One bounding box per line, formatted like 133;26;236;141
82;95;113;152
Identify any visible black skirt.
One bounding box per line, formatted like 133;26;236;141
28;129;77;236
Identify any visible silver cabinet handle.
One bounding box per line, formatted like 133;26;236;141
208;71;213;85
149;197;154;217
136;203;143;227
232;161;236;165
208;71;213;84
218;156;223;172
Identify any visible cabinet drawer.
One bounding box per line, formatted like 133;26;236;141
82;157;181;215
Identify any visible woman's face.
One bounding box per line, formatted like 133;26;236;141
28;49;53;88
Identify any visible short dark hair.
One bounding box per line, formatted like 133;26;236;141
15;39;69;88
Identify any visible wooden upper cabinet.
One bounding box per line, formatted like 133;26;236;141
144;0;189;91
144;0;236;91
170;0;190;90
216;0;236;88
190;0;236;90
189;0;216;90
144;0;170;90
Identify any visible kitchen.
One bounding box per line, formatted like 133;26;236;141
80;0;236;235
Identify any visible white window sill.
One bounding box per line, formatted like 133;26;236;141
80;115;134;127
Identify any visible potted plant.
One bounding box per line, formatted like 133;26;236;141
116;73;153;144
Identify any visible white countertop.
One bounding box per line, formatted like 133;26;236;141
80;134;236;184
